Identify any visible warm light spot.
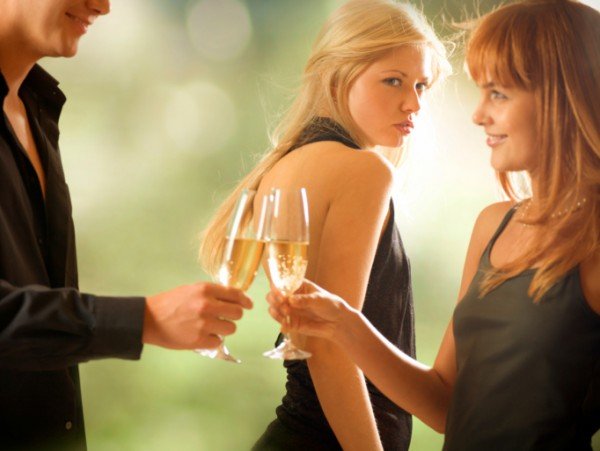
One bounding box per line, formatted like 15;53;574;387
163;81;237;152
186;0;253;61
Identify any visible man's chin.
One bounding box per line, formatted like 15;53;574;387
48;42;80;59
62;46;79;58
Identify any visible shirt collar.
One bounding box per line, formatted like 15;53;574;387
0;64;67;116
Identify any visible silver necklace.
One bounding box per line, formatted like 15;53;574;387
519;198;587;227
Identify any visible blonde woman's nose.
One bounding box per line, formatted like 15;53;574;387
401;89;421;114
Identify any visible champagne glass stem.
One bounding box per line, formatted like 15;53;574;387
195;189;265;363
195;336;239;363
263;292;312;360
262;187;311;360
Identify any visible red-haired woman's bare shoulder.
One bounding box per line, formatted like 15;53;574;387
469;201;515;252
455;201;515;301
474;201;515;238
580;248;600;316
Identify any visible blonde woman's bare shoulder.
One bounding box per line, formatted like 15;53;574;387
324;144;393;178
336;147;394;194
354;148;395;172
300;141;394;186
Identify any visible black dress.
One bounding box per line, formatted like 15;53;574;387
447;206;600;450
254;118;415;450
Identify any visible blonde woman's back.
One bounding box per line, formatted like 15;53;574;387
253;118;416;451
256;137;394;281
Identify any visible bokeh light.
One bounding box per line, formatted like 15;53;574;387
186;0;253;62
163;81;237;153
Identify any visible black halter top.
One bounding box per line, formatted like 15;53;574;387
447;206;600;450
268;118;416;450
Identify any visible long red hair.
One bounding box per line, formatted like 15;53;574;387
466;0;600;300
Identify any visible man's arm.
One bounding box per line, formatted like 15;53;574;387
0;279;252;370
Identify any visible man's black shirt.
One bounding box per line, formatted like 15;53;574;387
0;65;145;450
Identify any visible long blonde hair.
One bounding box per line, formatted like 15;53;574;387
200;0;451;275
466;0;600;300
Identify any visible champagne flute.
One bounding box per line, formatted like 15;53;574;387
263;187;312;360
196;189;265;363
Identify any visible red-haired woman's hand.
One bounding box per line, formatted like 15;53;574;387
266;279;351;341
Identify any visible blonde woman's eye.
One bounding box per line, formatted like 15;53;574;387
383;78;402;87
416;82;429;92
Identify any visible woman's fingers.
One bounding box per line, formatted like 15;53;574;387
266;290;286;308
296;278;321;295
289;292;339;320
265;280;345;340
268;306;286;326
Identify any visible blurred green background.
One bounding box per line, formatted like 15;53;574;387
41;0;600;450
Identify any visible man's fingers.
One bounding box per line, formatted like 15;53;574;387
197;282;253;309
197;334;222;350
200;317;237;337
200;299;245;321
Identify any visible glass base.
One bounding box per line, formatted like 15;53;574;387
195;344;240;363
263;338;312;360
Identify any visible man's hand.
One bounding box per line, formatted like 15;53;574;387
143;282;253;349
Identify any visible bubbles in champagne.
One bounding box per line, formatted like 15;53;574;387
219;238;264;291
267;241;308;295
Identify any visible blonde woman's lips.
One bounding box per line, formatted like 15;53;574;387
394;121;413;135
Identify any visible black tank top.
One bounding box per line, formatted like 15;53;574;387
447;206;600;450
274;118;415;450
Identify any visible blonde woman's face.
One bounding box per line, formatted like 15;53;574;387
347;45;432;148
471;82;538;173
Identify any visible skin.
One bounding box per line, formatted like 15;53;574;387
0;0;252;350
257;45;433;450
266;79;600;433
472;82;539;174
348;45;432;148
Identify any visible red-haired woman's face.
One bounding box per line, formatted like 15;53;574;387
472;82;538;174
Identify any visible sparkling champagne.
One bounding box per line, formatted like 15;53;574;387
219;238;265;291
267;240;309;295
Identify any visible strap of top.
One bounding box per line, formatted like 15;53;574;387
289;117;360;152
482;204;519;264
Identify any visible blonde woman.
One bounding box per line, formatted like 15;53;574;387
268;1;600;449
200;1;450;449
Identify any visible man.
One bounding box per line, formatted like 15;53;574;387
0;0;252;449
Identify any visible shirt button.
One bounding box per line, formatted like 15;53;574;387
65;421;73;430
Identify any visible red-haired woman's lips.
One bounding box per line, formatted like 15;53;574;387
486;134;507;147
